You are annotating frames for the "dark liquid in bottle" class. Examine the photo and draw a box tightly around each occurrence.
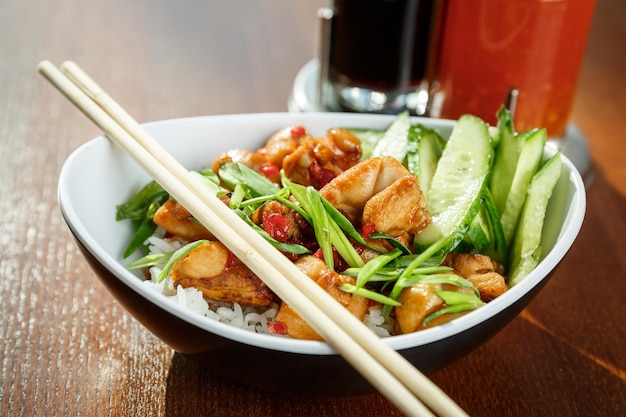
[329,0,435,91]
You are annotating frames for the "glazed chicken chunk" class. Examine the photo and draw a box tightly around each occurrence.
[273,255,368,341]
[153,198,214,241]
[443,253,508,301]
[170,241,279,306]
[321,156,430,237]
[282,127,362,188]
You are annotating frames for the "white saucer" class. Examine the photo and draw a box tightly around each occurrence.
[288,59,326,113]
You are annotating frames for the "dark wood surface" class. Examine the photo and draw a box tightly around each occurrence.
[1,1,624,416]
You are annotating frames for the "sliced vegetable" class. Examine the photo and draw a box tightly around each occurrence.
[467,217,490,253]
[339,283,403,306]
[413,126,444,198]
[489,107,520,214]
[508,152,562,285]
[480,188,507,264]
[306,187,335,270]
[126,252,171,270]
[116,180,168,221]
[423,290,485,326]
[414,115,493,253]
[190,169,226,196]
[116,180,169,257]
[283,177,364,269]
[397,274,479,297]
[355,248,403,288]
[405,125,421,175]
[368,232,412,255]
[218,162,280,197]
[382,236,451,318]
[371,110,411,162]
[499,128,546,246]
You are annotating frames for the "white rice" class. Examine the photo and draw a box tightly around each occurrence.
[141,234,393,337]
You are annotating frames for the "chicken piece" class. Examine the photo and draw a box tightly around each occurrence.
[394,283,444,334]
[274,255,368,340]
[212,148,268,176]
[321,156,430,238]
[443,253,508,301]
[153,198,214,241]
[320,156,411,222]
[250,200,317,261]
[257,125,310,167]
[252,200,310,244]
[394,283,474,334]
[170,241,278,306]
[282,127,362,188]
[362,174,430,236]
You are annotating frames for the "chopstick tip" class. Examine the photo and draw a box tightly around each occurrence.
[61,60,78,72]
[37,60,55,74]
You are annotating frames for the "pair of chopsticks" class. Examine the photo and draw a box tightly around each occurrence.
[38,60,468,417]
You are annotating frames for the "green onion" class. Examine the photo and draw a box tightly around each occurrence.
[283,176,363,269]
[422,290,485,326]
[356,248,402,288]
[121,200,162,258]
[397,274,479,297]
[339,284,402,307]
[307,187,334,270]
[190,170,226,196]
[126,252,171,270]
[229,183,247,209]
[116,180,168,221]
[321,197,382,253]
[274,193,311,223]
[368,232,412,255]
[382,236,451,318]
[218,162,280,197]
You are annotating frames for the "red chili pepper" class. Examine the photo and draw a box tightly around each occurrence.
[267,321,288,335]
[259,162,280,182]
[309,160,335,188]
[312,247,350,272]
[361,223,376,239]
[290,125,307,139]
[263,212,291,242]
[225,250,238,268]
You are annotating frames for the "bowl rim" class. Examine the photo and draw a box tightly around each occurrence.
[58,112,587,355]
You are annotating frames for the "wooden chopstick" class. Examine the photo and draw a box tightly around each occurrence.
[38,60,468,417]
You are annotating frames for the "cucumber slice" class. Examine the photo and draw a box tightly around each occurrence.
[481,188,507,264]
[415,115,493,253]
[405,125,421,175]
[508,152,562,286]
[489,107,520,215]
[500,128,546,246]
[460,188,507,263]
[467,216,490,252]
[405,126,443,198]
[417,128,443,199]
[371,111,411,162]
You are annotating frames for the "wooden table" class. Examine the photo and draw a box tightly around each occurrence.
[1,1,624,415]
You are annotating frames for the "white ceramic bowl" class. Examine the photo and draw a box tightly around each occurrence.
[58,112,586,395]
